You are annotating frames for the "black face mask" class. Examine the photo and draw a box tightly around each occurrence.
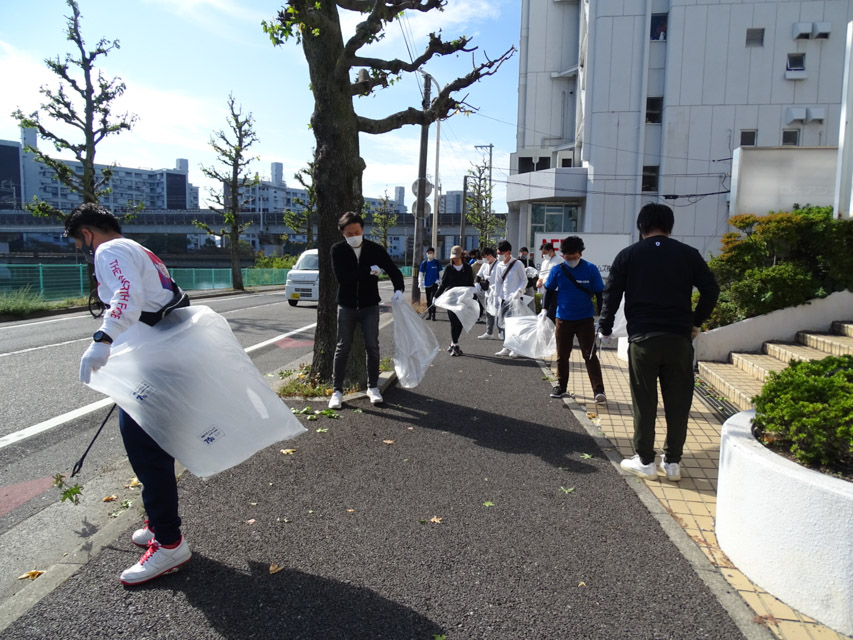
[81,233,95,264]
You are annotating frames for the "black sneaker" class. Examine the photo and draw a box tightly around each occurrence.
[451,345,463,357]
[446,344,454,353]
[550,386,565,398]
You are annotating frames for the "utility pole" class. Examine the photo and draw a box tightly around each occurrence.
[411,75,431,304]
[475,143,494,223]
[460,175,468,248]
[419,70,444,259]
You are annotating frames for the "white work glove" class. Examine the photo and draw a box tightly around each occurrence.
[370,265,381,276]
[598,332,614,348]
[391,290,404,303]
[538,309,548,320]
[511,289,523,301]
[419,285,425,292]
[79,342,111,384]
[474,282,482,294]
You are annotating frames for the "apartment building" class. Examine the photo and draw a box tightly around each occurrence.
[507,0,853,257]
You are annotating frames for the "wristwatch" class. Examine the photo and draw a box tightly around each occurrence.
[92,331,113,344]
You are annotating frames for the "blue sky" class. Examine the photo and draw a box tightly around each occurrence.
[0,0,520,211]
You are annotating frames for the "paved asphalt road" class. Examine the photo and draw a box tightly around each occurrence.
[0,310,745,640]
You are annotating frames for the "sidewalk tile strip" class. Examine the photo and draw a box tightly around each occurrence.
[549,348,853,640]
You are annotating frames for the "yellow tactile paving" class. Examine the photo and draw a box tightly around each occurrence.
[542,348,853,640]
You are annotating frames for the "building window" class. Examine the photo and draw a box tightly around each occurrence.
[746,28,765,47]
[782,129,800,146]
[560,158,573,168]
[530,203,578,241]
[740,130,757,146]
[518,157,534,174]
[646,97,663,124]
[787,53,805,71]
[651,14,668,40]
[642,166,659,192]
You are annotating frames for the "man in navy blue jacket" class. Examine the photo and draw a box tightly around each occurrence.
[329,211,405,409]
[598,203,719,483]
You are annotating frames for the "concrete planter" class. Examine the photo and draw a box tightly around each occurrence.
[716,411,853,636]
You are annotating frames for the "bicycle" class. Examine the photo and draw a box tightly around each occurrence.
[88,286,106,318]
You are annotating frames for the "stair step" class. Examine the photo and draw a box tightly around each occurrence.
[763,342,831,364]
[697,362,764,412]
[730,353,788,382]
[796,331,853,357]
[831,320,853,338]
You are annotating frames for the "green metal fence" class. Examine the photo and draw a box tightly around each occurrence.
[0,264,291,301]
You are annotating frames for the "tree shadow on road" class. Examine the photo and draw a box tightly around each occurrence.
[151,555,445,640]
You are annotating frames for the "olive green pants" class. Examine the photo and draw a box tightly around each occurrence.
[628,334,694,465]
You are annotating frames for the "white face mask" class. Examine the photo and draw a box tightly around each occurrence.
[345,235,363,248]
[427,253,434,259]
[566,258,581,268]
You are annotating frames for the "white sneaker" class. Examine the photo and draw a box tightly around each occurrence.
[131,520,155,547]
[659,456,681,482]
[495,347,511,356]
[328,391,343,410]
[477,332,493,340]
[620,455,657,480]
[367,387,383,405]
[594,393,607,404]
[120,537,191,586]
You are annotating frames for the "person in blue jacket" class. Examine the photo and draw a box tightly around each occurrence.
[542,235,606,403]
[418,246,441,320]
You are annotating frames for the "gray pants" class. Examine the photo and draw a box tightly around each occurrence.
[333,304,380,392]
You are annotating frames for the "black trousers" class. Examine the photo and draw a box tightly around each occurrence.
[425,284,438,318]
[447,311,463,343]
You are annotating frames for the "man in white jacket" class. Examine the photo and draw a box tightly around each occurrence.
[493,240,528,357]
[66,203,192,586]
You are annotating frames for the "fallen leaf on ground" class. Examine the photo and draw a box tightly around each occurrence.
[280,449,296,455]
[17,570,44,581]
[102,495,118,502]
[586,411,597,419]
[383,440,394,445]
[246,519,256,525]
[124,478,141,489]
[346,509,355,513]
[578,582,586,587]
[430,516,443,524]
[482,501,495,507]
[269,564,283,575]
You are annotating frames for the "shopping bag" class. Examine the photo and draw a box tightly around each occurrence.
[434,286,480,332]
[391,297,440,388]
[504,313,557,359]
[86,306,306,478]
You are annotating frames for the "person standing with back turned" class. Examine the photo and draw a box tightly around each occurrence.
[598,203,719,482]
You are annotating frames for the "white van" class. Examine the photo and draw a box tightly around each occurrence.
[284,249,319,306]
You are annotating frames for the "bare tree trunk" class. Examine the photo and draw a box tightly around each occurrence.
[230,227,244,290]
[302,5,365,383]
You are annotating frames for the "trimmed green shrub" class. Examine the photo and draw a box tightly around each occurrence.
[752,355,853,470]
[728,263,818,318]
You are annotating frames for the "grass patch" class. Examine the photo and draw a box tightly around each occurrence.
[0,287,87,317]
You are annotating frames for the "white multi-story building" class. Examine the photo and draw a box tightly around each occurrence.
[0,128,199,212]
[507,0,853,257]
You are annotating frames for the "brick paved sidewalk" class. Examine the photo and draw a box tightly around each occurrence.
[550,347,852,640]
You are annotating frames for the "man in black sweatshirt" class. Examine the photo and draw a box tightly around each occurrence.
[328,211,405,409]
[598,203,719,483]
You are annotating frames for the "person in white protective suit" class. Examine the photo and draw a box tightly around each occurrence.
[66,203,192,586]
[475,247,500,340]
[493,240,529,358]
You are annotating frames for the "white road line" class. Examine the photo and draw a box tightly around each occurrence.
[0,322,318,449]
[0,398,114,450]
[0,314,90,330]
[0,337,90,358]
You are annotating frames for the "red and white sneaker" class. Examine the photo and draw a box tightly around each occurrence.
[131,520,155,547]
[120,537,191,586]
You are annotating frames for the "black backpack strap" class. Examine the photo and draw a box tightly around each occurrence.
[560,261,594,297]
[139,280,190,327]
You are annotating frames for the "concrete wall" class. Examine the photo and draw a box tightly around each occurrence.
[695,289,853,363]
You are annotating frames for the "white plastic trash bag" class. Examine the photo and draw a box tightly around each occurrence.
[86,306,306,478]
[391,296,440,388]
[504,314,557,359]
[611,294,628,338]
[434,286,480,332]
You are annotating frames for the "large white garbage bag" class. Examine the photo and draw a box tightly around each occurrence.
[434,286,480,332]
[611,294,628,338]
[504,313,557,359]
[391,297,440,388]
[86,306,306,478]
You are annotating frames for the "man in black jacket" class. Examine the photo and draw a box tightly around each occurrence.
[329,211,405,409]
[598,203,719,483]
